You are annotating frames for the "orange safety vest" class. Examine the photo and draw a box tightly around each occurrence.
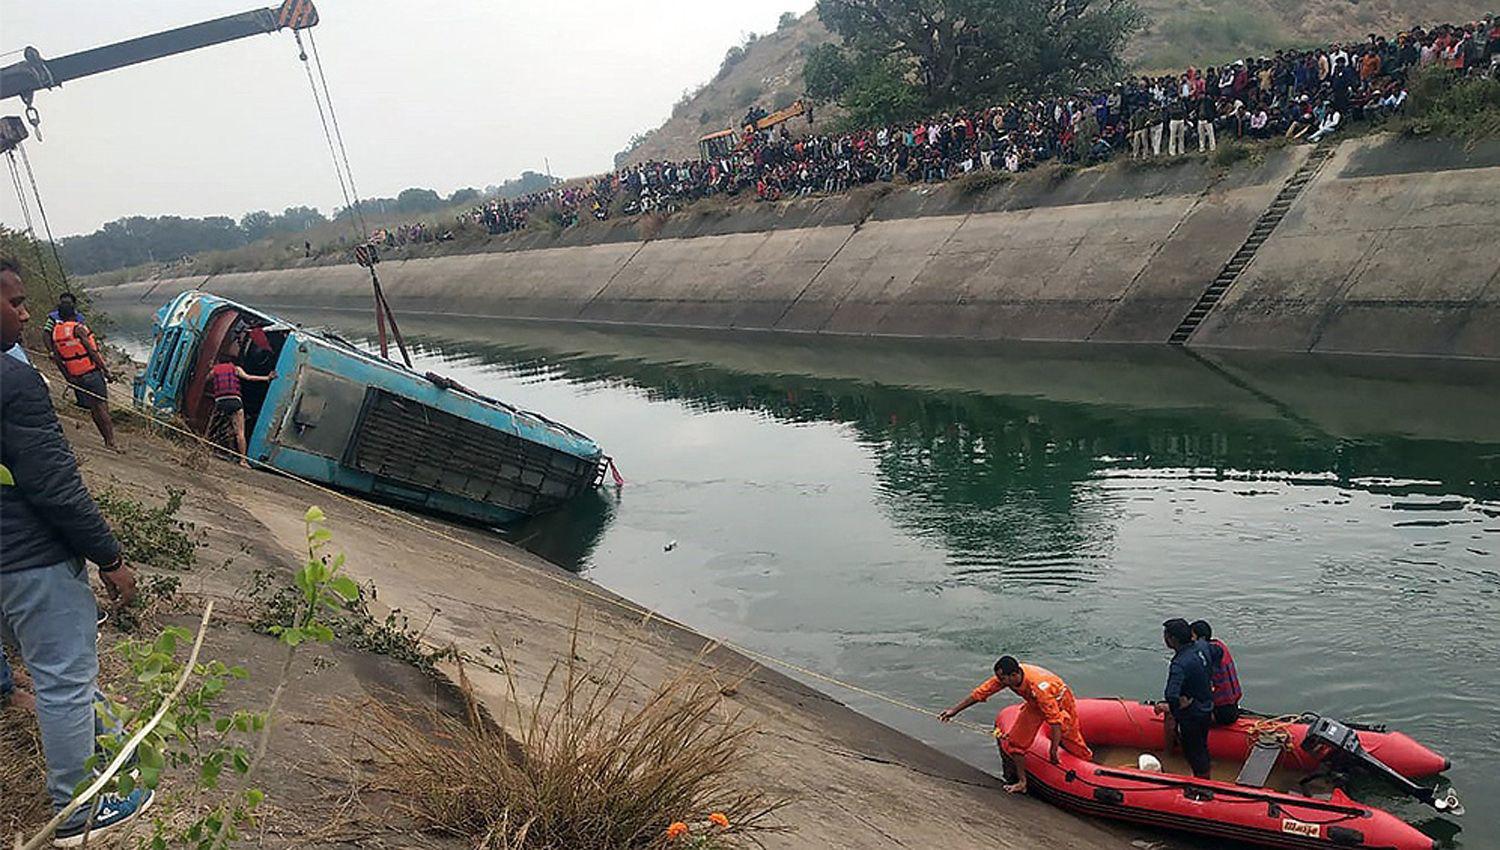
[52,320,98,378]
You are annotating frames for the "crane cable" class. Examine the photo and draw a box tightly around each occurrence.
[16,142,69,289]
[306,28,367,237]
[291,28,410,366]
[292,29,359,238]
[4,146,54,287]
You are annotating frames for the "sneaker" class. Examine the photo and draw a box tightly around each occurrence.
[52,787,154,848]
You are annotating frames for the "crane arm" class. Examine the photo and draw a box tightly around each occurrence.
[1,0,318,102]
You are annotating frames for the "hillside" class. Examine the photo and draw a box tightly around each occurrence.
[621,0,1494,165]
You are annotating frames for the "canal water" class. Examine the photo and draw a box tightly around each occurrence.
[113,312,1498,848]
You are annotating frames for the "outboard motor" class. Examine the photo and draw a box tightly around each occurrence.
[1302,716,1464,815]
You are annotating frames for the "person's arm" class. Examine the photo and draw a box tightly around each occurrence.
[233,366,277,383]
[940,676,1002,722]
[2,366,133,601]
[79,325,111,380]
[1159,657,1185,713]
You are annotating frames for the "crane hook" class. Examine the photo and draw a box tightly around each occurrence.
[21,95,41,143]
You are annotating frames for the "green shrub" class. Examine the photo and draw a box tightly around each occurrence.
[1212,141,1253,168]
[734,85,762,110]
[96,487,204,572]
[1401,67,1500,141]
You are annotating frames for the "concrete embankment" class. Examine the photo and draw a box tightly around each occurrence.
[92,134,1500,360]
[37,357,1128,850]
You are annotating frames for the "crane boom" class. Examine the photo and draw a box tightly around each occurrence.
[1,0,317,102]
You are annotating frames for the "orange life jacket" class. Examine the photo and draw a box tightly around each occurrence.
[52,320,98,378]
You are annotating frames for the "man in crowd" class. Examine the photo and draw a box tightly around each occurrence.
[2,256,151,845]
[1192,619,1242,725]
[939,655,1092,794]
[45,292,117,451]
[1157,618,1215,779]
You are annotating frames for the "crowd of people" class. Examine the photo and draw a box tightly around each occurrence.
[352,18,1500,252]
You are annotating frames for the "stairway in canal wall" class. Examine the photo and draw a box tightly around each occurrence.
[1168,144,1337,346]
[90,134,1500,361]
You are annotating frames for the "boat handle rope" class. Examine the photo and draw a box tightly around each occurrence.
[46,373,1005,736]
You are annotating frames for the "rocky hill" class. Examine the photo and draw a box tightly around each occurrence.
[620,0,1493,165]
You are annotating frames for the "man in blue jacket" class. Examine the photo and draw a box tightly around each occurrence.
[2,257,152,846]
[1156,617,1215,778]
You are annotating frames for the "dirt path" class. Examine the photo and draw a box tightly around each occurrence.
[39,362,1132,850]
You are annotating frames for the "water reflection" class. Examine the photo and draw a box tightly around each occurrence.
[102,306,1500,848]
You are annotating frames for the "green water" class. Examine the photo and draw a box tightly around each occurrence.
[116,313,1499,848]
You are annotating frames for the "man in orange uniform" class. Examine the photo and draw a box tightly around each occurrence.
[939,655,1092,794]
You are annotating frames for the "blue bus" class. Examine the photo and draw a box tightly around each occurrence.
[135,291,608,525]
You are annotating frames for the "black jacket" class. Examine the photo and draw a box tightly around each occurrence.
[1,354,122,572]
[1164,639,1215,719]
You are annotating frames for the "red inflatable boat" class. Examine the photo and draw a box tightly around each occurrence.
[998,699,1455,850]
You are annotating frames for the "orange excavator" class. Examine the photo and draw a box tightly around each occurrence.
[697,99,807,161]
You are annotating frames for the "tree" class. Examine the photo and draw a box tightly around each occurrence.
[815,0,1143,108]
[804,43,855,102]
[804,44,923,126]
[270,206,327,232]
[779,11,799,30]
[394,187,443,213]
[448,187,481,205]
[496,171,559,199]
[240,210,274,241]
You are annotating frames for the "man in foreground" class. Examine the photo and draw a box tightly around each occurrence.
[45,292,117,451]
[1157,618,1215,779]
[2,257,151,846]
[1192,619,1242,725]
[939,655,1093,794]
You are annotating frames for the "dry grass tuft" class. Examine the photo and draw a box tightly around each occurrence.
[0,702,50,836]
[637,212,670,241]
[364,635,787,850]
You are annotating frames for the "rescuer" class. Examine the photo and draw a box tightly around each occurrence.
[939,655,1093,794]
[47,294,117,451]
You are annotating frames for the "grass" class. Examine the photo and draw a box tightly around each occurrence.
[1397,67,1500,144]
[0,698,49,836]
[953,169,1012,197]
[363,635,787,850]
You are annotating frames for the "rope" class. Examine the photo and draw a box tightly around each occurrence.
[17,141,68,289]
[305,29,367,236]
[1245,715,1298,750]
[55,367,1001,740]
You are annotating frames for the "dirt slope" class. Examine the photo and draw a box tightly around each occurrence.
[622,0,1494,164]
[15,353,1136,850]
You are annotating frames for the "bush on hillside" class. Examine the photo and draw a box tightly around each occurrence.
[1402,66,1500,142]
[735,85,763,109]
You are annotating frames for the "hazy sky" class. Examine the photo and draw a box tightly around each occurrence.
[0,0,815,236]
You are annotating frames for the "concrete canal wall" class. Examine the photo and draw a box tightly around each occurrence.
[91,134,1500,360]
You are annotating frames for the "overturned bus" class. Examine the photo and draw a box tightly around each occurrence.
[134,291,608,525]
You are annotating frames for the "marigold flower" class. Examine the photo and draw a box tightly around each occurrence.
[709,812,731,829]
[665,821,689,840]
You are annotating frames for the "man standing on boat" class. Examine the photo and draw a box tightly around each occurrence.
[1158,618,1215,779]
[1192,619,1242,725]
[939,655,1093,794]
